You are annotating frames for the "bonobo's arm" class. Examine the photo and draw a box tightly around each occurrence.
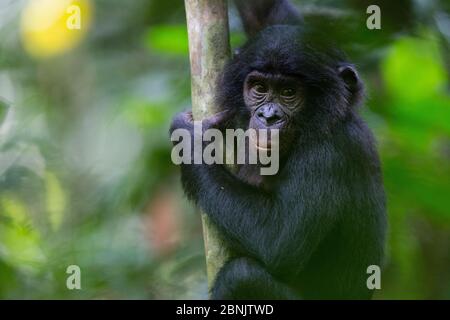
[171,111,348,272]
[181,147,346,273]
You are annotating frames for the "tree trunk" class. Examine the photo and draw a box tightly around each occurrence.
[184,0,231,294]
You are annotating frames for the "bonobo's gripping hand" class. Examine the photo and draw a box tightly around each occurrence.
[169,109,232,166]
[169,109,231,140]
[169,109,232,200]
[169,110,194,138]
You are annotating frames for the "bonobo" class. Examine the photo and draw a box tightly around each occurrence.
[170,0,386,299]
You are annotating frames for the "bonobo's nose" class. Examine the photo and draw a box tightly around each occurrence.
[257,104,283,126]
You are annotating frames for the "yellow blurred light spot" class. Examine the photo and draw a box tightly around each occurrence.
[20,0,92,59]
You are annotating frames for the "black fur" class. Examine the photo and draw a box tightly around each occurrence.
[173,0,386,299]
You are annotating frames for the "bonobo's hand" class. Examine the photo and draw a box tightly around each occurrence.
[201,110,232,131]
[169,109,194,137]
[169,109,233,160]
[170,109,232,135]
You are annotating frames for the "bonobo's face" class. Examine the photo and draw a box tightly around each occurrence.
[244,70,303,149]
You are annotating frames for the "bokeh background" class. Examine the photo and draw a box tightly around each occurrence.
[0,0,449,299]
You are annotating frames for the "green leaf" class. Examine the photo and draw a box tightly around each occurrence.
[0,196,45,271]
[1,195,28,225]
[45,171,66,231]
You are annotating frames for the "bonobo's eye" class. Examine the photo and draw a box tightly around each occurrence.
[281,87,296,98]
[252,82,268,94]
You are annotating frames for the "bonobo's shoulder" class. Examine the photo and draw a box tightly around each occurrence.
[337,113,382,169]
[342,113,377,151]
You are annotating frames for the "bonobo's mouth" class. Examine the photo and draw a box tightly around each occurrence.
[249,128,280,151]
[254,117,286,130]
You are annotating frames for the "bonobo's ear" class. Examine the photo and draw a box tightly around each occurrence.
[234,0,302,37]
[338,64,359,88]
[338,64,364,106]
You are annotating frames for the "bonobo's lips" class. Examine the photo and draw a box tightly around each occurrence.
[248,117,284,150]
[254,117,286,130]
[249,128,280,150]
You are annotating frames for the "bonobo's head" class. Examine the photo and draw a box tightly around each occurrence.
[218,1,364,154]
[218,25,363,152]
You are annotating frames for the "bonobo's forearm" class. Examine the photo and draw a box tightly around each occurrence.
[181,162,282,263]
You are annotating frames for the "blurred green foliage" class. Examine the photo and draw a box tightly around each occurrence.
[145,24,189,56]
[0,0,449,299]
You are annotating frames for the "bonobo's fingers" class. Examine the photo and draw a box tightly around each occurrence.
[169,110,194,135]
[203,110,233,129]
[185,110,194,123]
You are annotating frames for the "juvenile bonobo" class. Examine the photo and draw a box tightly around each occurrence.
[170,0,386,299]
